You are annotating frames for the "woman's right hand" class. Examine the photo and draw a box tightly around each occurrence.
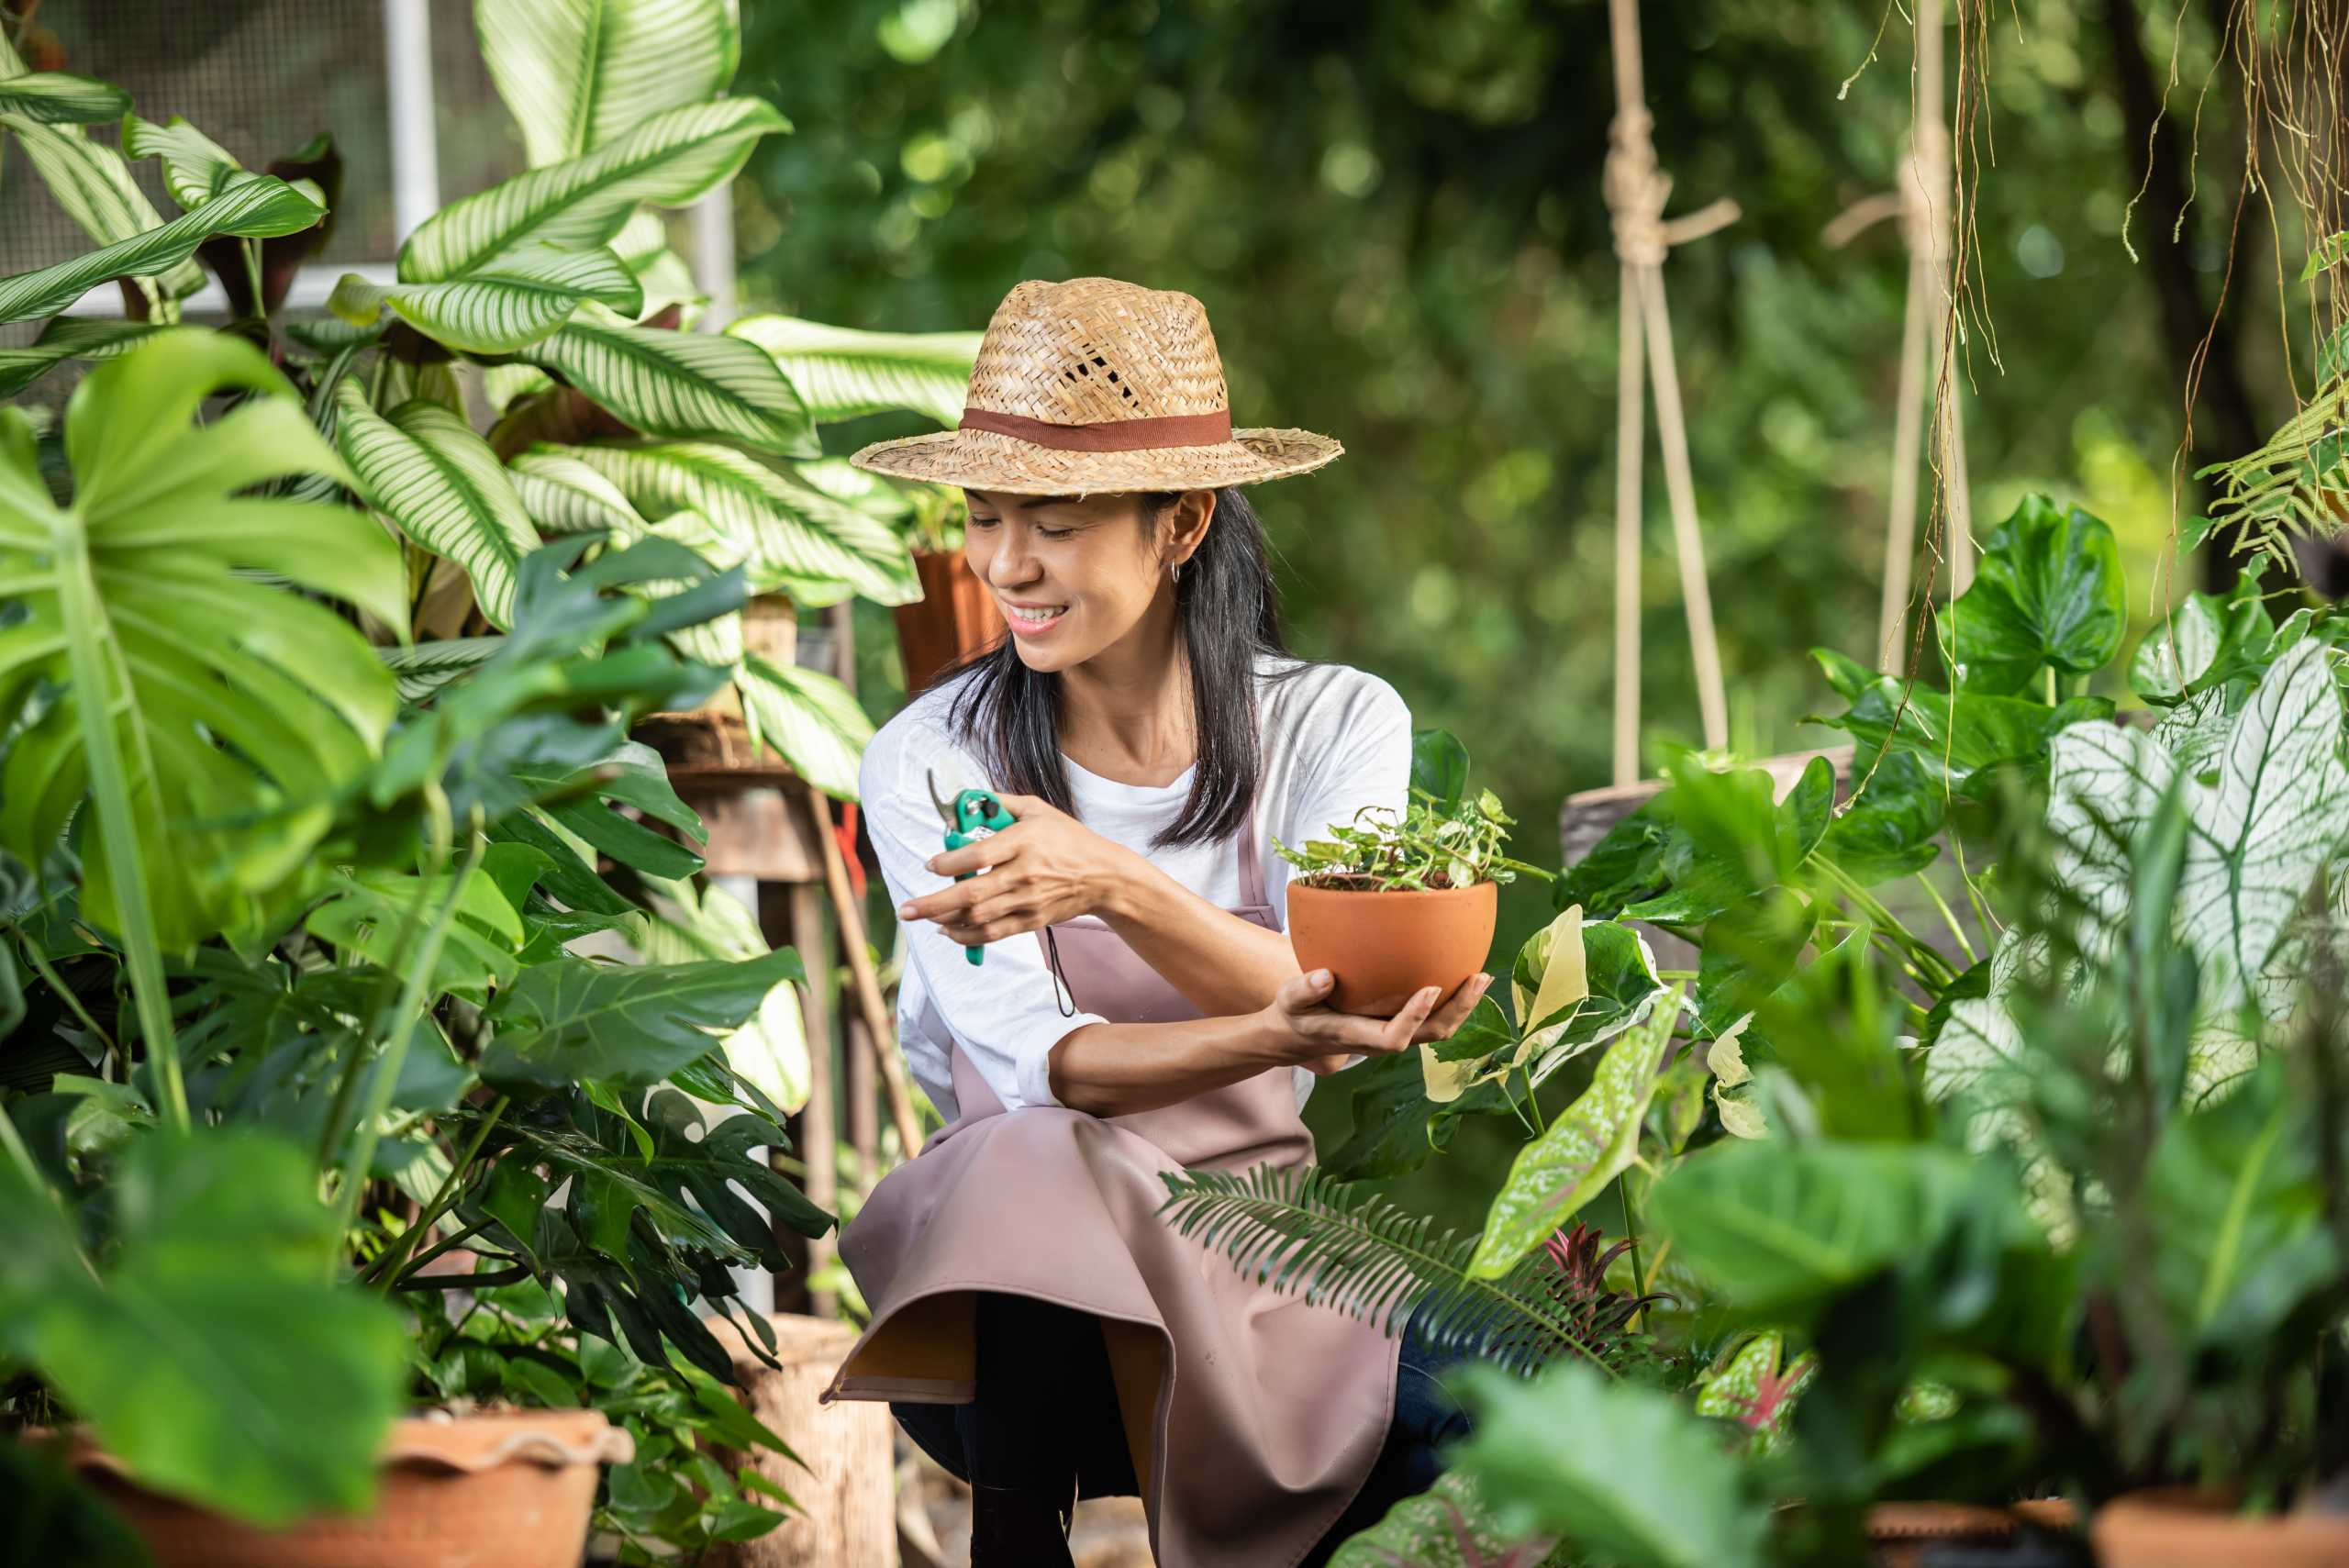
[1262,969,1495,1072]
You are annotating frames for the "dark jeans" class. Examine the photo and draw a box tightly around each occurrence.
[889,1291,1475,1565]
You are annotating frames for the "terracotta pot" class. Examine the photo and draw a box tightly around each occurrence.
[1286,880,1497,1014]
[2093,1487,2349,1568]
[62,1409,632,1568]
[1865,1499,2076,1566]
[892,549,1005,697]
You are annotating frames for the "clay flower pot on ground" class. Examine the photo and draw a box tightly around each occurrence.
[56,1410,632,1568]
[1276,743,1545,1014]
[2092,1488,2349,1568]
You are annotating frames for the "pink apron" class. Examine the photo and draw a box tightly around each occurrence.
[820,806,1402,1568]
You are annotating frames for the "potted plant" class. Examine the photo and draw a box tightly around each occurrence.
[885,482,1008,697]
[1277,732,1553,1014]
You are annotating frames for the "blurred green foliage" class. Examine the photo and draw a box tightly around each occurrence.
[735,0,2296,1208]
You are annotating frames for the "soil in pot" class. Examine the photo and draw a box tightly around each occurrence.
[1286,879,1497,1014]
[2092,1486,2349,1568]
[62,1408,632,1568]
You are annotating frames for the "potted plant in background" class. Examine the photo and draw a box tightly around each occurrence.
[879,482,1008,697]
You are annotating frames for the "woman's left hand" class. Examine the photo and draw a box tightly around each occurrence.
[896,793,1135,949]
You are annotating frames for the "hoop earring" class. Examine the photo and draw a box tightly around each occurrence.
[1171,560,1185,587]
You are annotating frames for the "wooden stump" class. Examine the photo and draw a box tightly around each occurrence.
[706,1313,896,1568]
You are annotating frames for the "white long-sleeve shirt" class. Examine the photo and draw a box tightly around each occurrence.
[862,655,1414,1124]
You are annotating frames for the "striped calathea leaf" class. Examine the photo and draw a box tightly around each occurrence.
[736,653,873,802]
[540,441,918,606]
[0,70,126,124]
[334,382,540,631]
[520,317,818,456]
[0,176,323,327]
[394,97,786,286]
[325,245,641,353]
[726,315,983,427]
[476,0,742,167]
[507,448,647,536]
[0,30,202,307]
[0,318,162,399]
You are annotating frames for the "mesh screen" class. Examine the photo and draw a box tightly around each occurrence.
[1,0,525,274]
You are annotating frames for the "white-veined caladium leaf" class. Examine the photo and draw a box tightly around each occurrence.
[2177,637,2349,1016]
[327,245,640,354]
[520,318,818,455]
[508,447,648,536]
[478,0,741,167]
[2045,720,2176,960]
[0,31,202,305]
[0,176,323,326]
[0,71,127,124]
[737,652,873,800]
[396,97,786,284]
[2131,594,2224,704]
[0,317,162,399]
[333,383,540,630]
[725,315,985,426]
[549,440,918,606]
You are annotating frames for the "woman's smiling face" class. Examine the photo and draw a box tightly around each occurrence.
[963,488,1208,673]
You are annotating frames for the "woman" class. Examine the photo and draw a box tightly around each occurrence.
[819,277,1490,1567]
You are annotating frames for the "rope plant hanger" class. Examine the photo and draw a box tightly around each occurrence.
[1827,0,1979,672]
[1604,0,1739,788]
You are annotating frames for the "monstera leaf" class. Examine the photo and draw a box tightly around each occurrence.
[726,315,984,426]
[1937,495,2126,695]
[0,1130,407,1525]
[396,98,786,284]
[480,947,804,1094]
[478,0,741,167]
[336,384,542,630]
[0,331,401,959]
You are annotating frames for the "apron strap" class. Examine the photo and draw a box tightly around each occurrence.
[1236,792,1266,909]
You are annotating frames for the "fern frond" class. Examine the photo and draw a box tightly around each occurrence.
[1157,1163,1622,1377]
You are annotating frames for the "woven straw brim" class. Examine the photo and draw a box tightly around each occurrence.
[849,425,1342,496]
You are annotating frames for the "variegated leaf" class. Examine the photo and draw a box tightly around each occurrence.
[0,72,128,125]
[396,98,786,284]
[508,448,646,535]
[727,314,982,425]
[737,652,872,799]
[0,177,322,326]
[333,384,540,629]
[522,318,817,454]
[477,0,740,166]
[328,245,640,354]
[378,638,504,704]
[0,318,161,399]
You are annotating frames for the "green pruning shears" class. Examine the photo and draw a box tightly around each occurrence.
[927,768,1018,966]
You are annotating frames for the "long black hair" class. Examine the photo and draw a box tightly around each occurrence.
[944,487,1300,850]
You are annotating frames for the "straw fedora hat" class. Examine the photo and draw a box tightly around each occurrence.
[848,276,1342,496]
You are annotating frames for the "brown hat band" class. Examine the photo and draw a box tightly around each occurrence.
[958,405,1233,452]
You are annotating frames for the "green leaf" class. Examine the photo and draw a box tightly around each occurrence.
[523,319,819,456]
[508,448,648,535]
[0,33,202,304]
[0,175,324,326]
[0,72,128,124]
[1468,1000,1675,1277]
[2130,593,2226,706]
[736,653,874,800]
[1453,1358,1765,1568]
[121,114,256,209]
[1328,1470,1556,1568]
[725,315,983,425]
[397,98,787,284]
[380,637,505,704]
[2301,228,2349,283]
[1817,749,1944,885]
[335,385,541,629]
[1693,888,1819,1038]
[1808,648,2113,796]
[1692,1331,1815,1453]
[327,245,640,353]
[480,947,806,1094]
[305,868,524,999]
[1411,727,1471,812]
[1321,1046,1508,1181]
[1647,1140,1988,1320]
[0,332,395,951]
[1936,495,2126,695]
[0,1130,407,1526]
[0,317,161,400]
[632,875,811,1114]
[477,0,741,167]
[518,739,707,878]
[548,441,918,606]
[1555,797,1675,919]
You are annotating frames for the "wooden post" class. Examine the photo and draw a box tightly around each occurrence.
[827,603,881,1186]
[775,881,836,1319]
[704,1314,896,1568]
[805,785,927,1158]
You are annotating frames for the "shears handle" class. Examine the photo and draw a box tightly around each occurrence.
[943,788,1017,965]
